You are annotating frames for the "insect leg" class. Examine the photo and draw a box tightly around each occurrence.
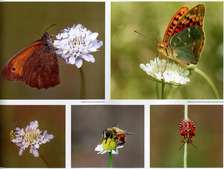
[179,142,186,150]
[190,143,198,149]
[163,55,168,72]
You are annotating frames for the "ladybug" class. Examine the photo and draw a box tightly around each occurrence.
[179,117,197,149]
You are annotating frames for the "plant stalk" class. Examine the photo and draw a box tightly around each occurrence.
[161,82,165,99]
[79,67,86,99]
[194,68,220,99]
[39,151,51,167]
[183,105,188,168]
[109,151,113,168]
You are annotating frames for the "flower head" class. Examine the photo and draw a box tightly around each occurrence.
[140,58,190,85]
[53,24,103,68]
[95,138,123,155]
[11,120,54,157]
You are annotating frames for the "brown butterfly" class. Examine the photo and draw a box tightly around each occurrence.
[2,30,60,89]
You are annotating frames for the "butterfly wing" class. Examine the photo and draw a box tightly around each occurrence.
[169,4,205,39]
[22,41,60,89]
[169,25,205,64]
[2,41,40,82]
[163,6,189,42]
[168,4,205,64]
[2,33,60,89]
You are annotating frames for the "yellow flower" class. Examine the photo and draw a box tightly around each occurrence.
[102,138,116,150]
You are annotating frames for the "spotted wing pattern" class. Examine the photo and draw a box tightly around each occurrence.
[169,4,205,40]
[163,6,189,42]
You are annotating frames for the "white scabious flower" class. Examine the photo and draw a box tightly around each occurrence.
[11,120,54,157]
[140,58,190,85]
[53,24,103,68]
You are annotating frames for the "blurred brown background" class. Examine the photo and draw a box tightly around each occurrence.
[150,105,223,167]
[71,105,144,168]
[0,2,105,99]
[0,105,65,167]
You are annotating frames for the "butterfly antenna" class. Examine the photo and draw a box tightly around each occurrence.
[44,24,56,33]
[179,142,186,150]
[134,30,155,42]
[154,36,159,43]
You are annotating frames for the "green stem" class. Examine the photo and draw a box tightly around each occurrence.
[39,151,51,167]
[79,67,86,99]
[156,82,159,99]
[184,143,187,168]
[165,84,172,99]
[109,152,113,168]
[161,82,165,99]
[184,105,188,119]
[194,68,220,99]
[183,105,188,168]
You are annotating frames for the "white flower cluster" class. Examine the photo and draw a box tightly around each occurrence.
[140,58,190,85]
[53,24,103,68]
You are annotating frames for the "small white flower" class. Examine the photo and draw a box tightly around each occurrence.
[11,120,54,157]
[53,24,103,68]
[140,58,190,85]
[95,143,123,155]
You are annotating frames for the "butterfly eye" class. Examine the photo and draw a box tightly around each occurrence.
[44,40,54,51]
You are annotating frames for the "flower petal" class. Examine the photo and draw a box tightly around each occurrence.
[75,58,83,68]
[19,148,23,156]
[83,54,95,63]
[30,146,39,157]
[69,56,76,65]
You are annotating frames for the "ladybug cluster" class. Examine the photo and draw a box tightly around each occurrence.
[179,117,197,149]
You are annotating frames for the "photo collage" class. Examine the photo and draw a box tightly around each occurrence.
[0,1,223,168]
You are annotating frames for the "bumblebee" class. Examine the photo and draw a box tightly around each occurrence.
[10,129,17,143]
[10,122,18,143]
[101,127,134,146]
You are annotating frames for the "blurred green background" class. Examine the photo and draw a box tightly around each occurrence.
[111,2,223,99]
[0,105,65,167]
[71,105,144,168]
[150,105,223,167]
[0,2,105,99]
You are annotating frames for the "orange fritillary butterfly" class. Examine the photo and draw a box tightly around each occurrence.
[157,4,205,65]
